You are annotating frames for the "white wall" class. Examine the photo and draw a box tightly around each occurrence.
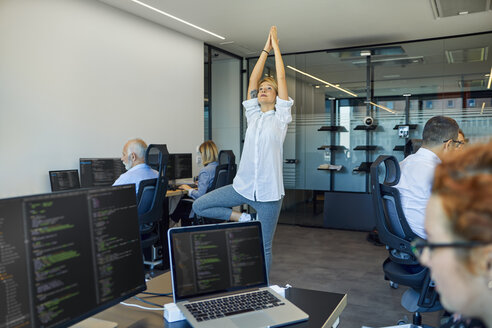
[211,58,241,160]
[0,0,204,198]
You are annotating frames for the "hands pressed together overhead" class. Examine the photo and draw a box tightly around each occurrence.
[264,26,279,54]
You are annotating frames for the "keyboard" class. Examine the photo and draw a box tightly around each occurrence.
[168,183,197,190]
[184,290,285,322]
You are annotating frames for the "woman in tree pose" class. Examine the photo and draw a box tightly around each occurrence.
[193,26,293,275]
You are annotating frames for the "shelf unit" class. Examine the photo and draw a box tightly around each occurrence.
[353,162,373,173]
[352,123,379,179]
[392,124,419,154]
[354,145,378,151]
[393,145,405,151]
[393,124,417,130]
[317,165,343,171]
[318,126,348,132]
[317,114,348,191]
[354,124,378,131]
[317,145,345,151]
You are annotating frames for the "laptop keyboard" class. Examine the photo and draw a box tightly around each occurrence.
[184,290,285,322]
[168,183,197,190]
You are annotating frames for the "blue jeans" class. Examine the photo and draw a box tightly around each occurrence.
[192,185,282,276]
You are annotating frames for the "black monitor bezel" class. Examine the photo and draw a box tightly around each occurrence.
[0,184,147,328]
[79,158,125,188]
[167,153,193,180]
[168,221,268,303]
[48,169,81,192]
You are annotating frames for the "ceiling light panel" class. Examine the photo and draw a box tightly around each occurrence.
[457,79,486,88]
[338,46,405,59]
[445,47,489,64]
[431,0,488,18]
[351,56,424,66]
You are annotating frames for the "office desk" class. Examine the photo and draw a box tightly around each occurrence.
[166,189,188,197]
[94,272,347,328]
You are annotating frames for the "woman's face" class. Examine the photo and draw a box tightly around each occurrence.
[258,82,276,106]
[420,196,484,317]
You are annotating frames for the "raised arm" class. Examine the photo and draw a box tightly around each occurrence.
[270,26,288,101]
[247,31,273,100]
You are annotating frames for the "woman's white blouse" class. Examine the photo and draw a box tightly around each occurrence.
[232,96,293,202]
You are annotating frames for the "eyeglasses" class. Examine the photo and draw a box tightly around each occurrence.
[410,238,487,259]
[442,139,465,148]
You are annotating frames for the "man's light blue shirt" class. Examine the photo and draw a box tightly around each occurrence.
[113,163,158,194]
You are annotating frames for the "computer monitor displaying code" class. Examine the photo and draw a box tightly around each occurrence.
[167,153,192,180]
[49,169,81,192]
[79,158,125,188]
[0,185,146,328]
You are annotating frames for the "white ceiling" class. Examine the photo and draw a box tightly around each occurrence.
[99,0,492,57]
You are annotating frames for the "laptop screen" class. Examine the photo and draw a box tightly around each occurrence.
[168,222,268,302]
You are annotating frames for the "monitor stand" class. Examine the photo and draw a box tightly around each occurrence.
[70,317,118,328]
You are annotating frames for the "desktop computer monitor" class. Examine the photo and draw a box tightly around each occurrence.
[49,169,81,192]
[0,185,146,328]
[79,158,125,188]
[166,153,192,181]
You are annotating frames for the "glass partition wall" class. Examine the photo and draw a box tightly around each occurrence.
[204,45,242,158]
[247,32,492,227]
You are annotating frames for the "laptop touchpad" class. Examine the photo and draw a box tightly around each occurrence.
[231,313,275,327]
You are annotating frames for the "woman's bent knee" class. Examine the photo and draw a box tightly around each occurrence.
[192,197,205,215]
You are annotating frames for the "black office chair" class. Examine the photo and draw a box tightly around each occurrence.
[370,155,441,325]
[404,138,423,158]
[208,150,237,192]
[136,144,169,270]
[192,150,237,225]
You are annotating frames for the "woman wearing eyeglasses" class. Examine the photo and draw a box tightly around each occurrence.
[412,141,492,328]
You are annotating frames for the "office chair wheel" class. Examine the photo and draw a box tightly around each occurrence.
[389,281,399,289]
[397,315,409,325]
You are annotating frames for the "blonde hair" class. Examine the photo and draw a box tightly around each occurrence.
[199,140,218,166]
[258,76,278,95]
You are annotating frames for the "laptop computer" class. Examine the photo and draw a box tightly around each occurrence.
[168,221,309,328]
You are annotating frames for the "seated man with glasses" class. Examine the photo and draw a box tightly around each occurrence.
[395,116,460,239]
[411,141,492,328]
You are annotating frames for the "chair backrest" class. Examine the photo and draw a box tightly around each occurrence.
[208,150,236,192]
[370,155,419,265]
[136,144,169,225]
[137,178,156,215]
